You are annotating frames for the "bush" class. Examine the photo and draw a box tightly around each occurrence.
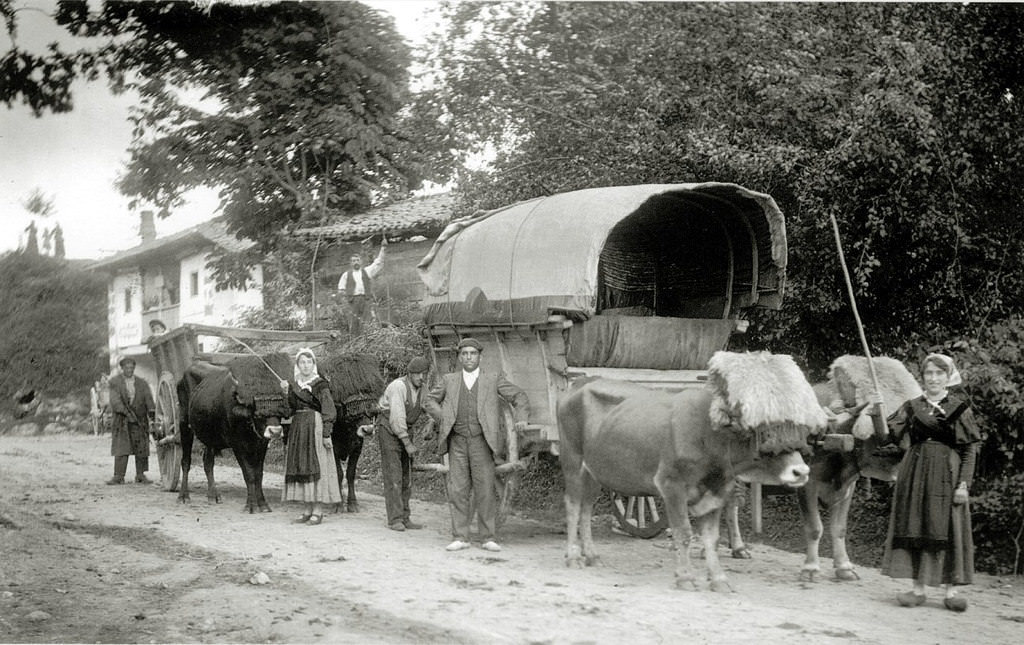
[336,322,431,382]
[971,473,1024,575]
[0,252,107,409]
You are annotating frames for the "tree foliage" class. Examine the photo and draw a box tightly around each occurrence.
[0,252,108,401]
[3,0,421,284]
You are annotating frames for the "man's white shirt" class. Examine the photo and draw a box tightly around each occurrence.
[462,368,480,390]
[337,247,385,295]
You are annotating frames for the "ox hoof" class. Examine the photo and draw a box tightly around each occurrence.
[674,576,699,591]
[566,557,586,570]
[347,502,359,513]
[799,569,820,583]
[208,495,222,504]
[835,568,859,581]
[177,495,190,505]
[709,579,734,593]
[731,546,752,559]
[584,555,602,567]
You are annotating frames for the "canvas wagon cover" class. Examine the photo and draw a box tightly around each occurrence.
[418,183,787,326]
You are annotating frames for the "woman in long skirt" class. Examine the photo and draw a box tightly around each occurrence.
[881,353,982,612]
[279,348,341,525]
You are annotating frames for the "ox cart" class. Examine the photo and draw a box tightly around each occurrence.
[417,183,788,536]
[146,323,338,492]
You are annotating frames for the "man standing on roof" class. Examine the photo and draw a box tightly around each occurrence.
[424,338,530,553]
[337,235,387,335]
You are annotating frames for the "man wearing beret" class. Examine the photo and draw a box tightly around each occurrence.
[424,337,530,552]
[106,357,155,484]
[377,356,431,531]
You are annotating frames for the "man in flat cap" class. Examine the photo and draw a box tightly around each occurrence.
[106,357,155,484]
[425,337,529,552]
[377,355,431,531]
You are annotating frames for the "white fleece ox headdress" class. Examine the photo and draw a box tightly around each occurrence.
[707,351,828,454]
[826,355,922,440]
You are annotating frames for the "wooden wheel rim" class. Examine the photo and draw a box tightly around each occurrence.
[611,493,667,539]
[154,372,182,492]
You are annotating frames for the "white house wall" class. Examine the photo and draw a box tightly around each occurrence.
[178,253,209,323]
[210,263,264,321]
[177,251,264,325]
[109,270,143,352]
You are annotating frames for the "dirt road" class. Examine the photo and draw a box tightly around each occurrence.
[1,435,1021,644]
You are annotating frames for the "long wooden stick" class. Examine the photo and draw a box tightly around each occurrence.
[220,332,287,383]
[829,213,886,423]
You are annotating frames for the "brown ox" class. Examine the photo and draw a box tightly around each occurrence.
[726,355,918,581]
[559,352,826,591]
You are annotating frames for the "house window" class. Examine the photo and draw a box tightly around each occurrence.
[190,271,199,297]
[124,288,132,313]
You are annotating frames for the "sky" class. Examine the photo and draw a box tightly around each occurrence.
[0,0,437,260]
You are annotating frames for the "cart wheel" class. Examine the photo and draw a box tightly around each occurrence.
[611,493,667,539]
[495,406,524,530]
[154,372,182,492]
[495,467,523,531]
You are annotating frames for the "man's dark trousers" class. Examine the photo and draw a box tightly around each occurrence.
[377,425,412,526]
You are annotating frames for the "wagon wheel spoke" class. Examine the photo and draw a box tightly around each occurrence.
[611,493,668,539]
[154,372,182,492]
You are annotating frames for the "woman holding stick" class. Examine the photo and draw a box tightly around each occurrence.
[279,348,341,525]
[878,353,981,612]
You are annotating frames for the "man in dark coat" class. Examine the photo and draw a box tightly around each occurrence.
[424,338,529,553]
[106,357,155,484]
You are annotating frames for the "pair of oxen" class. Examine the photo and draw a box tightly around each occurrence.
[559,351,920,591]
[174,352,385,515]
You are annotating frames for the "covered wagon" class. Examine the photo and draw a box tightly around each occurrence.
[417,183,788,534]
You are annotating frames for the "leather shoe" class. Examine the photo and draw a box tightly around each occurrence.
[897,591,926,607]
[445,539,471,552]
[306,514,322,525]
[403,521,423,530]
[388,522,406,532]
[293,514,312,524]
[481,540,502,552]
[944,596,968,612]
[105,478,124,485]
[135,475,151,484]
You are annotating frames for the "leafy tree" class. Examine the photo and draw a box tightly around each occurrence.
[4,1,421,286]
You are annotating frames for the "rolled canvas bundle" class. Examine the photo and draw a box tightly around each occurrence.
[707,351,828,454]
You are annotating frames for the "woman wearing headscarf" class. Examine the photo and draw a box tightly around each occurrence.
[279,348,341,525]
[880,353,982,611]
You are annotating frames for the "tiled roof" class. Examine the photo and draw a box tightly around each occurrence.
[89,218,254,272]
[293,192,455,241]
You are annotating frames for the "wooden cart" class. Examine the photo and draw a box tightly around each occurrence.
[146,323,338,491]
[417,183,788,536]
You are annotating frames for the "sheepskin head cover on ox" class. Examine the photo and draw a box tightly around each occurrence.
[827,355,922,440]
[707,351,828,454]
